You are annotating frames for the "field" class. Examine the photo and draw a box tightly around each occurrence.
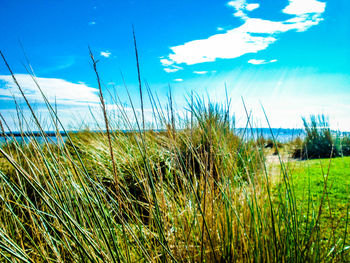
[285,157,350,249]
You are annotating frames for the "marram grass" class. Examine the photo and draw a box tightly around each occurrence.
[0,51,349,262]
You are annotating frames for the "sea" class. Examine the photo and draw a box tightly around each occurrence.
[0,128,305,146]
[236,128,305,142]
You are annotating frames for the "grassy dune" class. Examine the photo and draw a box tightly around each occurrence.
[0,51,349,262]
[0,110,349,262]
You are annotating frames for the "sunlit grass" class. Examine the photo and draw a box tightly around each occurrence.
[0,48,349,262]
[289,157,349,247]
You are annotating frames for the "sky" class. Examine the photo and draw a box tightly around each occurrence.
[0,0,349,131]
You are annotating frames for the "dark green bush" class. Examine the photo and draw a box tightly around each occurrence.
[293,115,340,159]
[340,136,350,156]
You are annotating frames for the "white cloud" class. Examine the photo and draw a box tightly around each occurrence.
[161,57,184,72]
[174,79,183,82]
[100,51,111,58]
[248,59,277,65]
[193,71,208,75]
[237,16,324,34]
[228,1,260,19]
[0,75,166,131]
[164,67,182,73]
[234,10,248,19]
[0,74,100,106]
[239,18,291,34]
[248,59,266,65]
[217,27,225,31]
[167,30,276,65]
[164,68,177,73]
[227,0,245,10]
[283,0,326,15]
[160,58,174,66]
[163,65,183,73]
[161,0,326,69]
[228,0,248,19]
[246,3,260,11]
[89,21,96,25]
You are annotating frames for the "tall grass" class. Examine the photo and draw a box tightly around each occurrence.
[292,115,350,159]
[0,50,348,262]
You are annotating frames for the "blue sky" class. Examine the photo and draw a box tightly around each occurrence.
[0,0,349,130]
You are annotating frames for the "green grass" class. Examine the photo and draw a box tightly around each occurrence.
[0,49,349,262]
[289,157,349,246]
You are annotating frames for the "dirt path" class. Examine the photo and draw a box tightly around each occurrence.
[265,150,297,184]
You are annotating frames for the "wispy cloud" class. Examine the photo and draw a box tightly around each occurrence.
[100,51,111,58]
[164,66,183,73]
[248,59,277,65]
[174,78,183,82]
[0,75,162,131]
[248,59,266,65]
[161,0,326,70]
[89,21,96,25]
[193,71,208,75]
[160,58,183,72]
[160,58,173,66]
[0,74,100,107]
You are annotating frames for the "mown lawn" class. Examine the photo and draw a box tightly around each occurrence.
[286,156,350,256]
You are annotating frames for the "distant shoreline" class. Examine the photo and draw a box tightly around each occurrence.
[1,128,348,140]
[0,128,303,136]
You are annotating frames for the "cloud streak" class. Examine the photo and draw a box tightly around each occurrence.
[161,0,326,71]
[193,71,208,75]
[248,59,277,65]
[0,74,100,107]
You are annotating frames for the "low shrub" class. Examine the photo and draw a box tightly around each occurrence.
[293,115,340,159]
[340,136,350,156]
